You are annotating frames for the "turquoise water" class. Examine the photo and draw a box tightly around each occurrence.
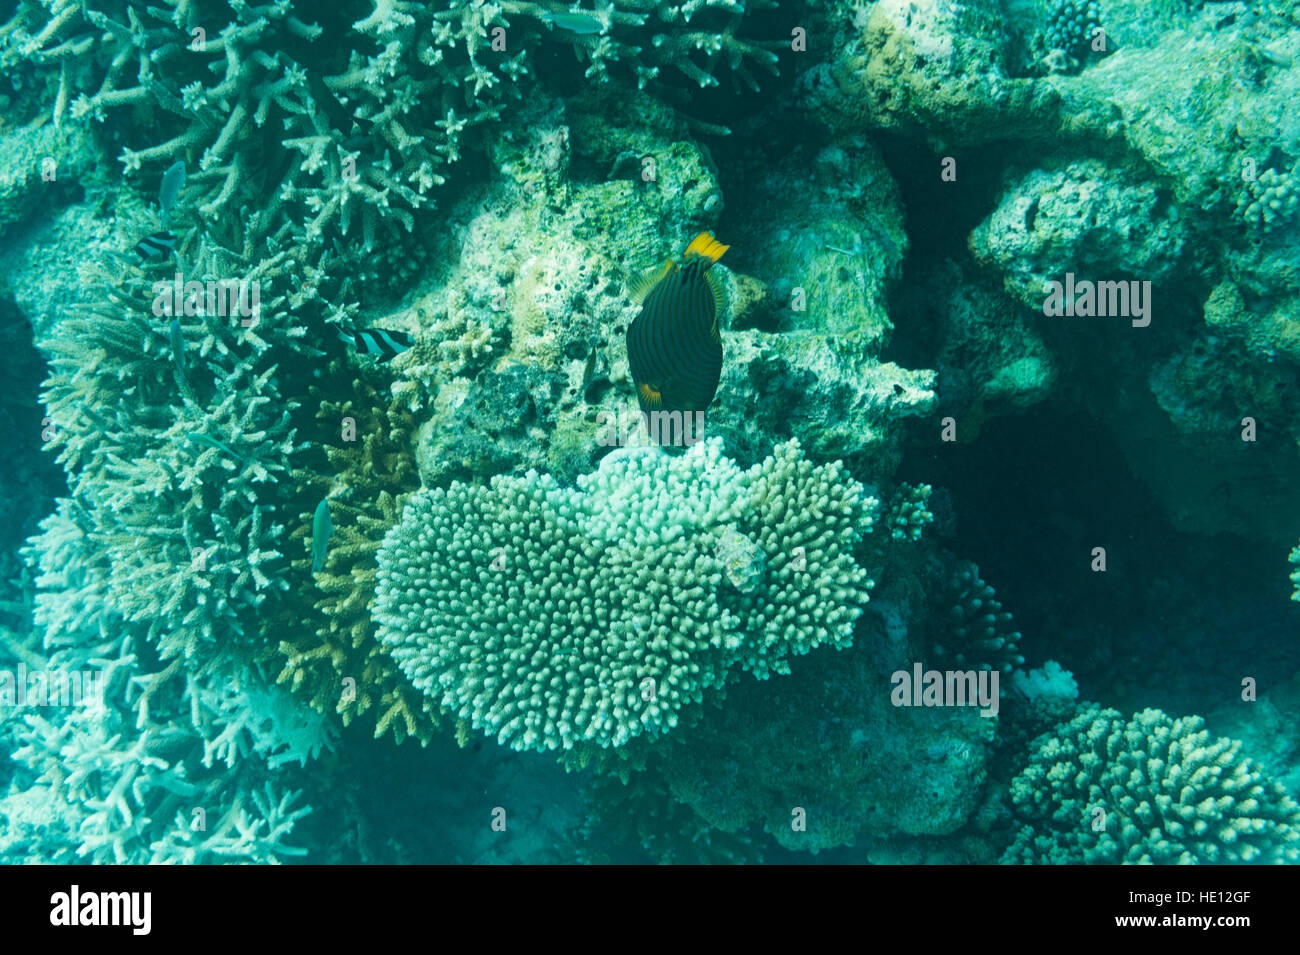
[1,0,1299,864]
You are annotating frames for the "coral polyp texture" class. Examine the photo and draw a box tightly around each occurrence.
[373,439,876,752]
[1041,0,1104,71]
[1005,706,1300,864]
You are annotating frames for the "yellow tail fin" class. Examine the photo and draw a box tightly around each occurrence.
[684,232,729,264]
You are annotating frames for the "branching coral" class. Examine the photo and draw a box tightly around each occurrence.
[374,438,876,753]
[1290,543,1300,602]
[1005,705,1300,864]
[502,0,786,93]
[2,503,328,864]
[275,359,442,745]
[37,244,307,672]
[933,559,1024,675]
[0,0,528,300]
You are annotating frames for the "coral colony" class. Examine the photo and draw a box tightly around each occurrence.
[0,0,1299,865]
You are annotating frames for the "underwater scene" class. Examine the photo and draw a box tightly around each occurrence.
[1,0,1299,867]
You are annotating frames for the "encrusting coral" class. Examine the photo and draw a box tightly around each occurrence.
[373,438,876,754]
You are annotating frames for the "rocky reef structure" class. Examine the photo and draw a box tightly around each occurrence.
[1,0,1297,867]
[654,622,996,854]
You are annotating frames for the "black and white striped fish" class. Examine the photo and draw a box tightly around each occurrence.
[133,230,177,262]
[337,326,413,362]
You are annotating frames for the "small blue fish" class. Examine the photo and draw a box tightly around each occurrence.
[134,230,177,262]
[311,497,333,575]
[169,316,186,380]
[159,160,186,229]
[337,326,413,362]
[543,11,604,34]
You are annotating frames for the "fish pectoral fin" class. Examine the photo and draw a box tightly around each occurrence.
[628,259,675,303]
[638,382,663,409]
[704,271,728,342]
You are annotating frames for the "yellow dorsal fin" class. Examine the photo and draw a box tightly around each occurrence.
[629,259,675,303]
[683,232,729,264]
[704,269,728,342]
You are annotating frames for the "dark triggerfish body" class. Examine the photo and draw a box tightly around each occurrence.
[626,232,729,422]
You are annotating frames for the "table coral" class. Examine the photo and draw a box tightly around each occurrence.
[373,438,876,753]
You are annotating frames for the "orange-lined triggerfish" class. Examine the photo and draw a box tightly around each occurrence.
[626,232,729,429]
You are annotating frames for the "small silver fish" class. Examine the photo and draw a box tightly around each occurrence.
[169,316,186,381]
[311,497,333,575]
[543,11,604,34]
[160,161,185,229]
[185,432,245,463]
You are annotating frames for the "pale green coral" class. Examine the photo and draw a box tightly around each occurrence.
[374,438,876,753]
[2,503,328,864]
[885,483,933,542]
[1005,705,1300,864]
[1236,165,1300,233]
[1291,543,1300,601]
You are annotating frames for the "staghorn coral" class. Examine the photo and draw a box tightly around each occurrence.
[502,0,786,94]
[0,0,509,245]
[37,241,308,673]
[276,359,443,745]
[1005,704,1300,864]
[1,500,328,864]
[2,667,321,864]
[374,438,876,754]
